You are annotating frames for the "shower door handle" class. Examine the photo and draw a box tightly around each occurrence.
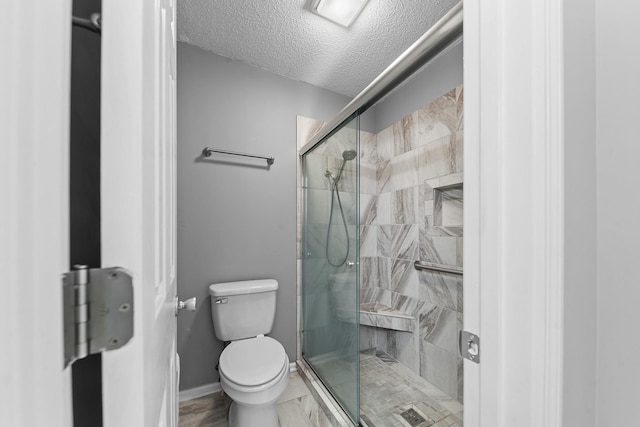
[346,261,355,268]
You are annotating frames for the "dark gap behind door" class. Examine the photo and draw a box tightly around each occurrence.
[70,0,103,425]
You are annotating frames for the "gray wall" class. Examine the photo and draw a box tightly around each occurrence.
[595,0,640,424]
[177,43,353,390]
[373,42,463,132]
[563,1,640,425]
[562,0,597,425]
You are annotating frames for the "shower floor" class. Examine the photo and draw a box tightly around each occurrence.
[359,350,462,427]
[312,350,463,427]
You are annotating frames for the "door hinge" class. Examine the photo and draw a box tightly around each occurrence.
[63,265,134,368]
[459,330,480,363]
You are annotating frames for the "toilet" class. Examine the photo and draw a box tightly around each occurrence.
[209,279,289,427]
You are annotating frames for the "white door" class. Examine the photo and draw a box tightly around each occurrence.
[1,1,73,425]
[100,0,178,426]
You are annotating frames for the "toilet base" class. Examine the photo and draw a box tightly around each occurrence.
[228,400,280,427]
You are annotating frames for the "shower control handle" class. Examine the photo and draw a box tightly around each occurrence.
[346,261,355,268]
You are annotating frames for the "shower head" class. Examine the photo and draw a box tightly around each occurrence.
[334,150,357,186]
[342,149,357,161]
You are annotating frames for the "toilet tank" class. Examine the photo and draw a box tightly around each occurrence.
[209,279,278,341]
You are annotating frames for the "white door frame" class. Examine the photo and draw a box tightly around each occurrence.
[2,0,568,425]
[465,0,564,426]
[1,0,73,425]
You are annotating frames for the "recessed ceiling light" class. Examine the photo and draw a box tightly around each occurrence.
[312,0,370,28]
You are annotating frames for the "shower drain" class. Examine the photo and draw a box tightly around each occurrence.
[399,408,432,426]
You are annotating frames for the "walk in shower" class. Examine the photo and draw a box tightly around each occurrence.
[299,2,464,426]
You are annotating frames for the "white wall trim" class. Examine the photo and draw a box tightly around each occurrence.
[462,0,481,424]
[179,382,222,403]
[530,1,565,425]
[469,0,565,425]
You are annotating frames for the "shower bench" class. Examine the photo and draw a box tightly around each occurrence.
[357,302,417,333]
[335,301,418,333]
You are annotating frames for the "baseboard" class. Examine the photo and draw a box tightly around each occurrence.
[178,362,298,403]
[178,382,222,403]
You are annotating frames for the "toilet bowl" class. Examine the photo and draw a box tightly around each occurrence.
[209,279,289,427]
[219,336,289,427]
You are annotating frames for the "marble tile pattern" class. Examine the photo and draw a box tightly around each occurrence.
[178,371,333,427]
[360,86,465,404]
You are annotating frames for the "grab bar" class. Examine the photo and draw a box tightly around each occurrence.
[414,261,463,276]
[202,147,274,165]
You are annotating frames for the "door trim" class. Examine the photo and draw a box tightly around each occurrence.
[466,0,565,425]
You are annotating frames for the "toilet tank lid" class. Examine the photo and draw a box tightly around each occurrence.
[209,279,278,297]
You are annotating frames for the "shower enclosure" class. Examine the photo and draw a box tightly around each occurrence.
[302,117,360,423]
[300,87,465,427]
[300,3,464,426]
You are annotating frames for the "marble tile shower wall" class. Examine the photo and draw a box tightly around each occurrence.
[359,85,464,403]
[296,84,463,404]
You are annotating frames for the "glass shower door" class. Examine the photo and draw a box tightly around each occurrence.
[302,117,360,423]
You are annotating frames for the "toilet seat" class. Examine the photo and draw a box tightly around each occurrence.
[219,336,288,387]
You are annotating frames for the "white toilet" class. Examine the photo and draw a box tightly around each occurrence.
[209,279,289,427]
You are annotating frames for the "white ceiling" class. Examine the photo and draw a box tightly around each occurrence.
[177,0,460,97]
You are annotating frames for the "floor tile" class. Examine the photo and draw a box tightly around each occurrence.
[277,372,311,403]
[179,371,324,427]
[359,350,463,427]
[180,353,463,427]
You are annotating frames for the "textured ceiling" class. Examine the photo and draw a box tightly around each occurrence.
[177,0,459,97]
